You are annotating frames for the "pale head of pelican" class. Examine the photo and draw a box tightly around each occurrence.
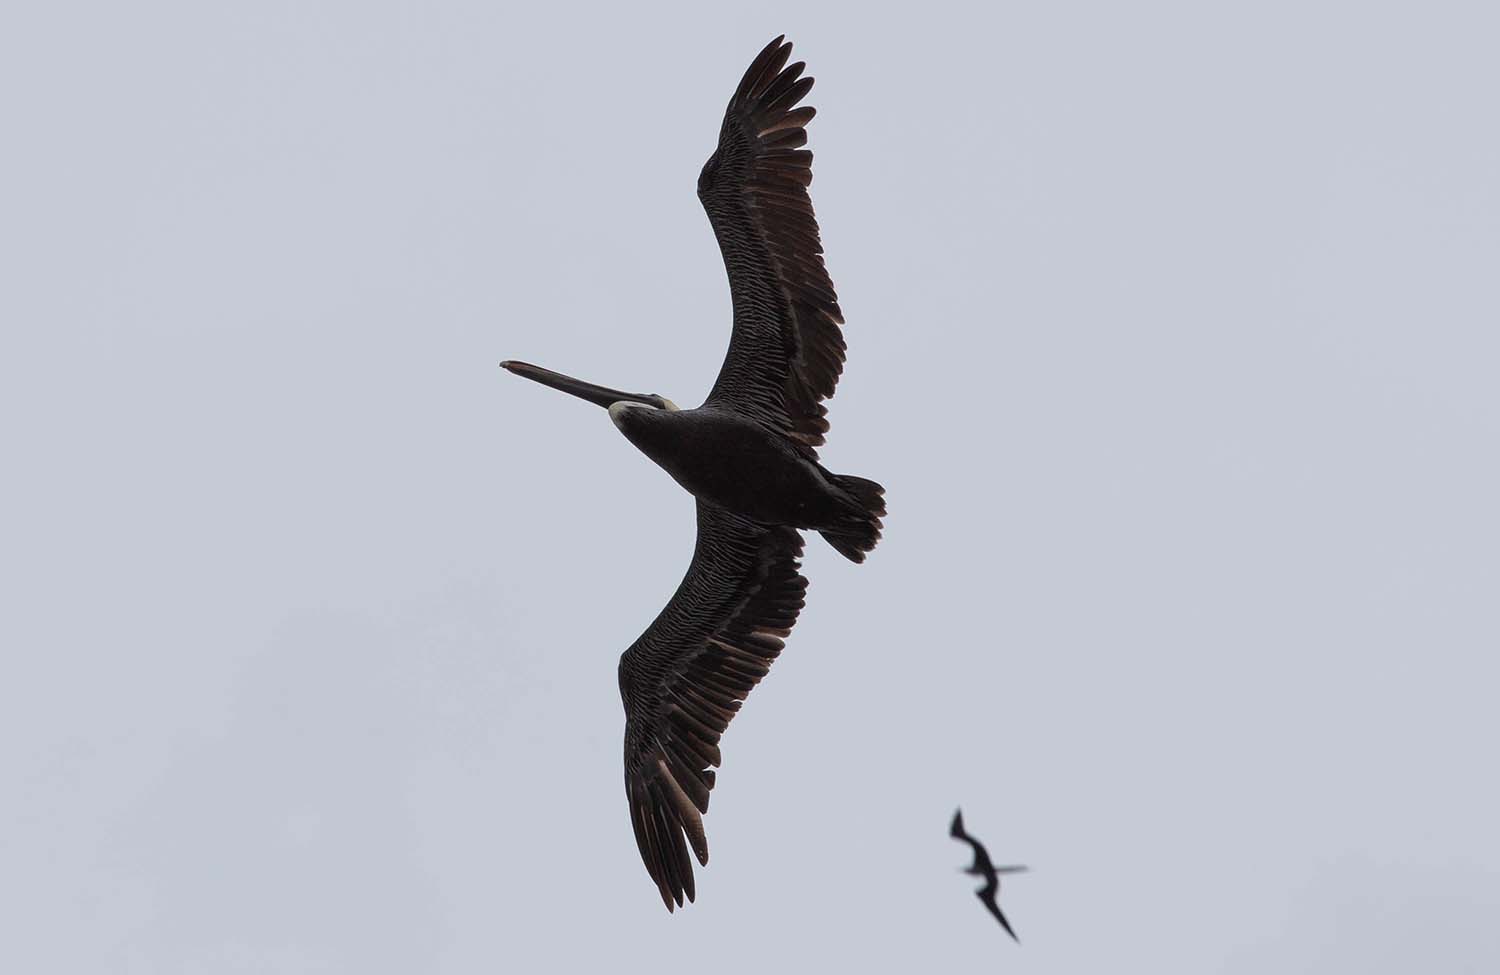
[608,400,666,430]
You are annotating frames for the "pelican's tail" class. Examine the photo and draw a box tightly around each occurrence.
[819,474,886,563]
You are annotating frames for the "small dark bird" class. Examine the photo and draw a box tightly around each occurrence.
[500,36,885,911]
[950,809,1028,941]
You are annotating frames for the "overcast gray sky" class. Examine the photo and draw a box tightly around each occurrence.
[4,2,1498,972]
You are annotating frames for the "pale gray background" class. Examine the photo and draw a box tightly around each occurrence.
[3,2,1497,972]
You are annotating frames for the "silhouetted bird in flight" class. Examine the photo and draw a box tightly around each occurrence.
[950,809,1028,941]
[499,36,884,911]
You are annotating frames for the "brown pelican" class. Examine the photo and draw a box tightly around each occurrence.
[499,37,884,910]
[950,809,1028,941]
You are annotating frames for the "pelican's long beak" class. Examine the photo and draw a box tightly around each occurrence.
[499,360,674,411]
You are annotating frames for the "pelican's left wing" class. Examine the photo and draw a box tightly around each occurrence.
[698,36,846,455]
[617,501,807,910]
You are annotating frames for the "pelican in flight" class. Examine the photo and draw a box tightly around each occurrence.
[950,809,1028,941]
[500,37,884,910]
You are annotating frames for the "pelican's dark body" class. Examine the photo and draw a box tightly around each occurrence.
[611,405,857,530]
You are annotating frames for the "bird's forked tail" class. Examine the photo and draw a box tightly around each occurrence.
[819,474,886,563]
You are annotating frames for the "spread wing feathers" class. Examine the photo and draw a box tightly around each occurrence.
[698,36,846,455]
[951,808,994,874]
[618,501,808,910]
[979,891,1022,943]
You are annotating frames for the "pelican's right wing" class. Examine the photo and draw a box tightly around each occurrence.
[617,501,807,910]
